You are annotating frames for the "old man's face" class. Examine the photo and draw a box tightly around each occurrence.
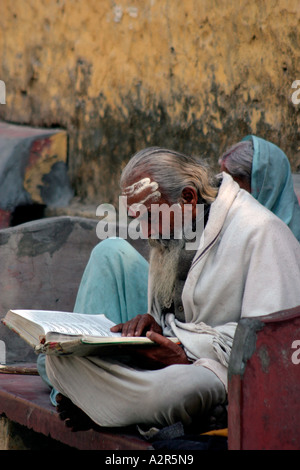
[122,175,186,309]
[121,174,201,308]
[122,175,183,240]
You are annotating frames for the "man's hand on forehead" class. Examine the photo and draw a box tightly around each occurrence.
[123,178,161,201]
[122,177,159,196]
[122,177,162,215]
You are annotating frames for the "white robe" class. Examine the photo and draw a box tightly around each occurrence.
[149,172,300,387]
[46,173,300,428]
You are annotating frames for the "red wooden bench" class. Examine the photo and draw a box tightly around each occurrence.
[0,368,150,450]
[228,305,300,450]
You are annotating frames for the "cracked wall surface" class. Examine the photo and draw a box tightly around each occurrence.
[0,0,299,205]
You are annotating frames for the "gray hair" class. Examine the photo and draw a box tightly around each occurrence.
[120,147,218,204]
[219,140,253,180]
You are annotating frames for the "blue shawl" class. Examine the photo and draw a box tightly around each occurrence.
[243,135,300,242]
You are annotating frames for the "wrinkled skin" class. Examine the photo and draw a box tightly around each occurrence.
[56,393,97,432]
[111,313,192,369]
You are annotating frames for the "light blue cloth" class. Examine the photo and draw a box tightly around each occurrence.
[37,237,149,405]
[73,237,149,322]
[243,135,300,242]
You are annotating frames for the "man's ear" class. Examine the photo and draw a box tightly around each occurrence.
[180,187,198,206]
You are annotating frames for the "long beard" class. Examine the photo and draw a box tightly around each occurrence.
[148,238,185,309]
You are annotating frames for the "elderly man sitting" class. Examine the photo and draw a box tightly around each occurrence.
[39,147,300,434]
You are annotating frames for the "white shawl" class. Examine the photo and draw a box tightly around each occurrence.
[148,173,300,389]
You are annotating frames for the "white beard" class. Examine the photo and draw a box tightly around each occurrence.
[148,238,185,309]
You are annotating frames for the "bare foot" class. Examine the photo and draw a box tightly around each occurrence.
[56,393,98,432]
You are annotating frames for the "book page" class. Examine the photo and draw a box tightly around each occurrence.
[10,310,121,338]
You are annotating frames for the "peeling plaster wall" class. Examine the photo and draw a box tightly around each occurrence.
[0,0,299,205]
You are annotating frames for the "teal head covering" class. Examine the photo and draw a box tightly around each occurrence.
[242,135,300,242]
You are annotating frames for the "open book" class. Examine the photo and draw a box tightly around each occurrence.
[2,309,178,356]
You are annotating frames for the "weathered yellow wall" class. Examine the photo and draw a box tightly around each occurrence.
[0,0,299,204]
